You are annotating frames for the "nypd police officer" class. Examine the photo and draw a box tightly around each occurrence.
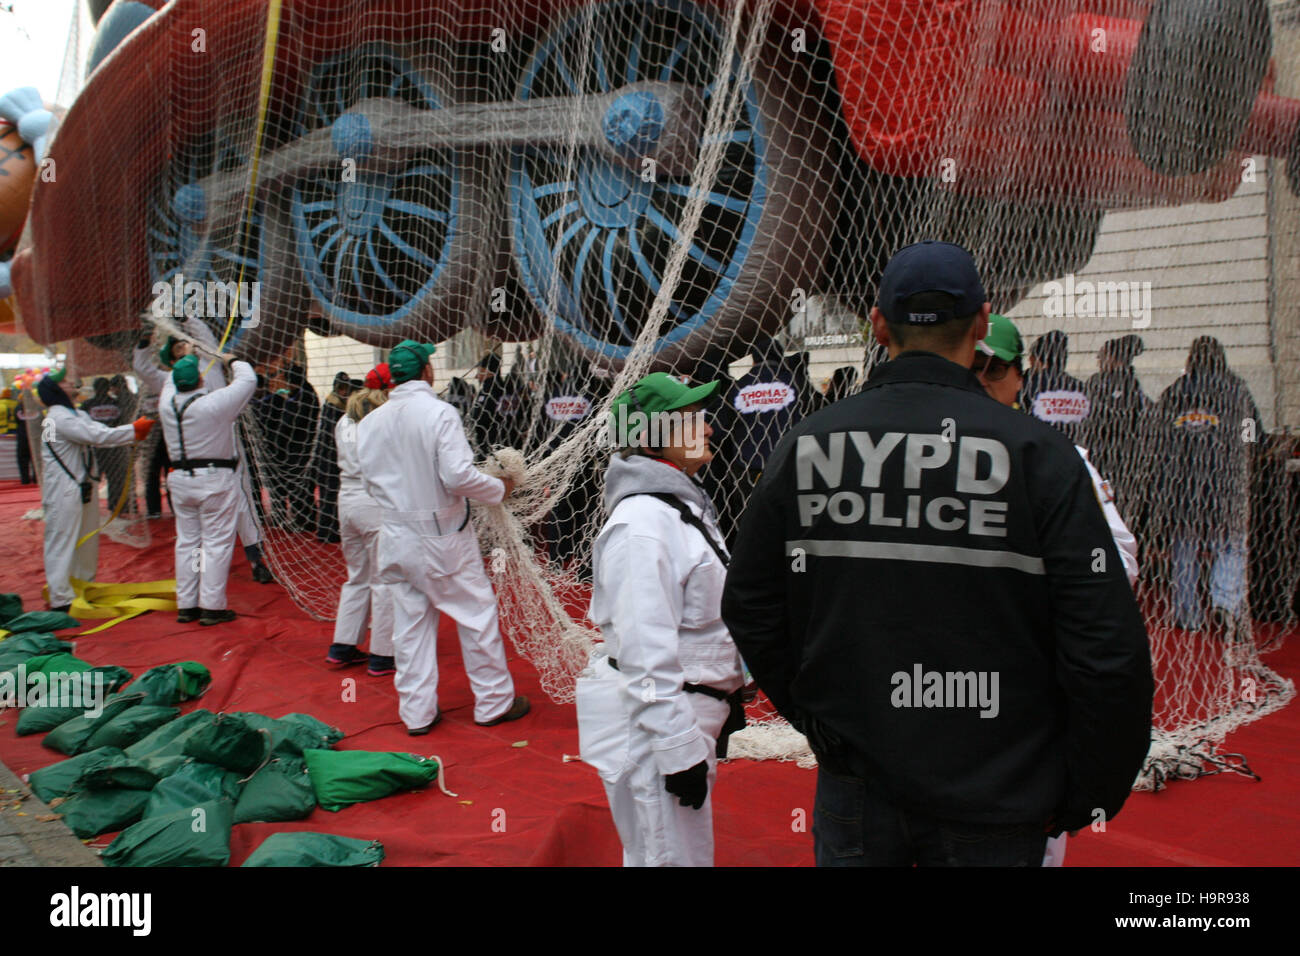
[722,241,1153,867]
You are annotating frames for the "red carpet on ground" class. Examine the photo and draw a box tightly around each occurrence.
[3,482,1296,866]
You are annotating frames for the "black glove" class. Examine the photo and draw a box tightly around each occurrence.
[663,761,709,810]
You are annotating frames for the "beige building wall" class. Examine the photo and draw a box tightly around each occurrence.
[1268,0,1300,430]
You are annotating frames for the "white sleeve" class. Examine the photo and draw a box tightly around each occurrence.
[1078,448,1139,586]
[193,360,256,425]
[52,409,135,448]
[132,347,169,395]
[603,522,712,775]
[434,408,505,504]
[183,318,228,389]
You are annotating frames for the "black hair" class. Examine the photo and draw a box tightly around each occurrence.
[887,292,978,351]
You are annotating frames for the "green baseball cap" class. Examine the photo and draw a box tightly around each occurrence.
[48,367,67,383]
[172,354,201,390]
[978,313,1024,363]
[608,372,718,447]
[159,336,180,368]
[388,340,437,384]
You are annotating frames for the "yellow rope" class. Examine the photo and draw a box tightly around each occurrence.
[211,0,284,365]
[68,577,177,635]
[75,452,136,548]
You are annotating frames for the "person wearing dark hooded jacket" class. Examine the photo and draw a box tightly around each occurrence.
[1141,336,1261,634]
[576,372,745,867]
[1018,329,1091,446]
[1083,334,1149,516]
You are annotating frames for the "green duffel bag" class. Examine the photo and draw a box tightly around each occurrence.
[56,787,153,839]
[303,749,441,812]
[2,611,80,633]
[13,651,91,676]
[83,705,180,751]
[123,662,211,707]
[182,714,269,775]
[42,693,146,756]
[144,760,244,819]
[102,800,234,868]
[242,833,384,868]
[124,709,216,760]
[0,592,22,625]
[75,762,165,793]
[229,712,343,757]
[27,747,129,803]
[233,756,315,824]
[278,713,345,748]
[14,667,141,736]
[0,634,72,673]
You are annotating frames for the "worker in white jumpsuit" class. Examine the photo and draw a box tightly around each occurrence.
[356,340,529,735]
[326,363,396,676]
[577,373,746,867]
[159,354,257,625]
[38,370,155,611]
[136,320,273,583]
[973,313,1139,868]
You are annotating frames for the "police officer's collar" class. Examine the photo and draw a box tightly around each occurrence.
[864,351,986,395]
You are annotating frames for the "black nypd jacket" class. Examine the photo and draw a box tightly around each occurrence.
[722,352,1153,828]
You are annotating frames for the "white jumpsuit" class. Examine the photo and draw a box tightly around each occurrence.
[332,414,394,657]
[578,454,744,867]
[159,362,257,611]
[140,320,262,548]
[40,406,136,607]
[355,380,514,728]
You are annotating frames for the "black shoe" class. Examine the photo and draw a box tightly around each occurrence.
[50,604,72,614]
[251,562,274,584]
[475,695,530,727]
[408,712,441,736]
[199,609,238,626]
[367,655,396,677]
[325,643,366,666]
[176,607,201,623]
[146,512,162,519]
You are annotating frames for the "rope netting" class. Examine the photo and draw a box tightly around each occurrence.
[14,0,1300,786]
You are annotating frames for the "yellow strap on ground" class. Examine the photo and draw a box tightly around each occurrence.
[212,0,283,363]
[68,577,177,634]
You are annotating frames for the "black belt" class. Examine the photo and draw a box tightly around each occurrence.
[171,457,238,473]
[608,656,747,758]
[607,656,729,699]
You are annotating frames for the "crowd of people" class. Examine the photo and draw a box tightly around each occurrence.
[18,236,1284,868]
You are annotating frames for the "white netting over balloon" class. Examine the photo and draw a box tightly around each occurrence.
[14,0,1300,785]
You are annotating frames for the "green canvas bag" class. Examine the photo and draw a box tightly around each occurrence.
[27,747,128,803]
[144,760,243,818]
[233,755,315,823]
[242,833,384,867]
[102,800,234,868]
[303,749,442,812]
[83,705,180,751]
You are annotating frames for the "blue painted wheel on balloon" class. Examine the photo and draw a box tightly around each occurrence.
[145,127,268,353]
[510,0,837,370]
[290,45,489,345]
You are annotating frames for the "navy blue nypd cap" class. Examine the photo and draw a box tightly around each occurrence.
[877,240,987,325]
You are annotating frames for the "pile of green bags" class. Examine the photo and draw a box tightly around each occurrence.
[2,615,417,868]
